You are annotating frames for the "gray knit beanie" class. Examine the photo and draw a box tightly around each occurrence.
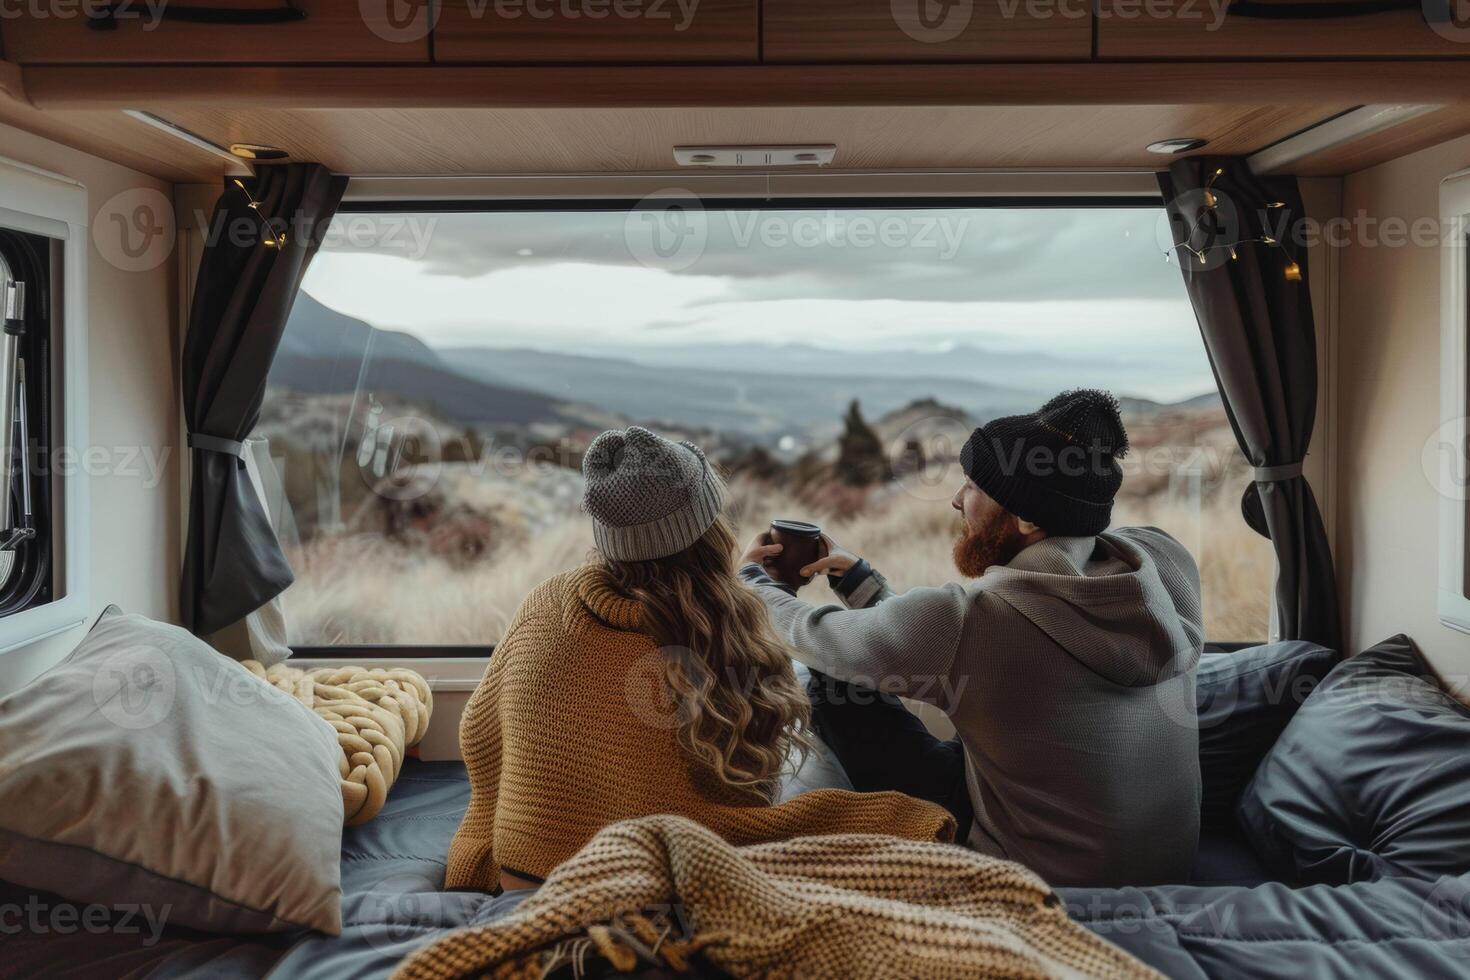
[581,426,725,562]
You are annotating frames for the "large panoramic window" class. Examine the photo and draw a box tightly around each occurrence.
[255,201,1274,646]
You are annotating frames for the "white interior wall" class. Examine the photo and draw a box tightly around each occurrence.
[1299,178,1343,557]
[0,122,180,694]
[1337,132,1470,683]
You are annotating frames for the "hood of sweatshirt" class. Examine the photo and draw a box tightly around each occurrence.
[975,527,1203,688]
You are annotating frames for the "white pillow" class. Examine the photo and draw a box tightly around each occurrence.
[0,607,344,934]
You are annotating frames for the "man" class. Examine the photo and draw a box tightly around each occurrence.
[739,389,1203,887]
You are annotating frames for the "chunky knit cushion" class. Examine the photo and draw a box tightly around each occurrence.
[241,662,434,826]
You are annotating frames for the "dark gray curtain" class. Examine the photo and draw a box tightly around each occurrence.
[181,163,347,636]
[1158,158,1341,650]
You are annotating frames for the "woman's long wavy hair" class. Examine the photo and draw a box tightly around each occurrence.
[598,508,813,803]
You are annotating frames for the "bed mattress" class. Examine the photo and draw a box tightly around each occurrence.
[4,759,1464,979]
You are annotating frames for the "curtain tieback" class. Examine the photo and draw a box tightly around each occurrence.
[1253,462,1304,482]
[188,432,247,460]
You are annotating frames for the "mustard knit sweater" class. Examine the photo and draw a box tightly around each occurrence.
[447,566,955,888]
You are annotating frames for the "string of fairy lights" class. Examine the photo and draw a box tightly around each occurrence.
[232,178,288,249]
[1164,167,1302,282]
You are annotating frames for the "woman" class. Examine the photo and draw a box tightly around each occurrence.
[447,426,953,892]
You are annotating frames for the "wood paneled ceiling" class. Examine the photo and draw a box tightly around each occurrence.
[144,103,1351,177]
[5,0,1470,182]
[0,96,1375,182]
[0,64,1467,183]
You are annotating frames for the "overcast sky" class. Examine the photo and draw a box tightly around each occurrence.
[300,206,1213,401]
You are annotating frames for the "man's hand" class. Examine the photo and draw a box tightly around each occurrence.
[800,534,860,580]
[739,531,782,570]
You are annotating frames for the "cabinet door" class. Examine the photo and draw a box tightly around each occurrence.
[1,0,430,64]
[762,0,1092,63]
[432,0,758,63]
[1098,0,1470,58]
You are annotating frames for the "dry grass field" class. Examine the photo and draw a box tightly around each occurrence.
[280,459,1273,646]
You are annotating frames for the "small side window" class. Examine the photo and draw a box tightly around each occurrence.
[0,230,56,618]
[0,158,88,654]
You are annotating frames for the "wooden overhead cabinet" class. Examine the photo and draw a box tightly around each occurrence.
[762,0,1092,62]
[1097,0,1470,58]
[432,0,759,63]
[0,0,431,63]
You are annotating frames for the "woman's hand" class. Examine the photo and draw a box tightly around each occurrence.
[739,531,782,570]
[799,534,860,580]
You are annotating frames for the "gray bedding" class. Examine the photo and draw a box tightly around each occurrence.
[263,764,529,980]
[4,759,1467,979]
[1061,877,1470,979]
[0,763,525,980]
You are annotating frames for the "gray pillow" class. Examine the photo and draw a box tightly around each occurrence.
[0,607,344,934]
[1238,634,1470,885]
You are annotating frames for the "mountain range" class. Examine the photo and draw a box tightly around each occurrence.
[270,293,579,427]
[271,292,1219,443]
[438,346,1042,443]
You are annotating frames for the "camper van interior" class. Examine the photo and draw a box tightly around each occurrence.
[3,3,1470,977]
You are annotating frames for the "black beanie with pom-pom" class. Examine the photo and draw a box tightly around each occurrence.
[959,389,1130,537]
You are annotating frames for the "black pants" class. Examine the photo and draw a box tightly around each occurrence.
[805,670,974,839]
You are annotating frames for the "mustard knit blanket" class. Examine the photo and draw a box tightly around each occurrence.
[395,815,1159,980]
[242,661,433,825]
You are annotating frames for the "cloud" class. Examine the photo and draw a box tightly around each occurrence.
[326,206,1180,305]
[300,205,1213,401]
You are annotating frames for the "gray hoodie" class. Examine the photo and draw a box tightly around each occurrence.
[744,526,1204,887]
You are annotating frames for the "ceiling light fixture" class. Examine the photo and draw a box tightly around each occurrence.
[674,145,837,168]
[1146,138,1210,155]
[229,143,290,161]
[1246,104,1438,175]
[122,110,252,174]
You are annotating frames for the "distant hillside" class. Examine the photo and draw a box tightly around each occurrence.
[1119,391,1222,417]
[278,291,442,371]
[439,346,1040,447]
[604,341,1087,388]
[271,293,581,427]
[874,398,974,449]
[274,295,1220,443]
[577,341,1219,404]
[268,355,571,427]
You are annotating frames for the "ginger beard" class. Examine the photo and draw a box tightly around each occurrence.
[952,505,1028,578]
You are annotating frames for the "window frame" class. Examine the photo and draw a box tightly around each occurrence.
[337,195,1164,215]
[1436,166,1470,636]
[284,188,1260,658]
[0,155,90,655]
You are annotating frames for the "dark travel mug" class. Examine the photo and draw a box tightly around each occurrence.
[766,519,828,589]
